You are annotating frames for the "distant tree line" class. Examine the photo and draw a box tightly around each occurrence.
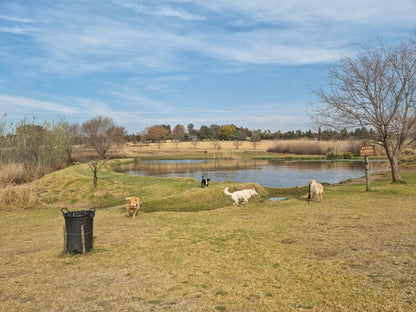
[128,123,377,143]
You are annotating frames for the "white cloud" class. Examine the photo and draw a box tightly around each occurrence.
[0,94,80,115]
[0,26,36,35]
[194,0,416,27]
[0,14,32,23]
[110,1,204,20]
[156,6,205,20]
[106,87,172,112]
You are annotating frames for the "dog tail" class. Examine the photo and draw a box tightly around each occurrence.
[224,187,232,196]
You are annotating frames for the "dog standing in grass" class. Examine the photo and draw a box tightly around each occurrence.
[308,180,324,203]
[201,176,210,188]
[125,196,142,218]
[224,187,258,205]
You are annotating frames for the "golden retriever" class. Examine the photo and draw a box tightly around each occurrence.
[308,180,324,202]
[224,187,258,205]
[125,196,142,218]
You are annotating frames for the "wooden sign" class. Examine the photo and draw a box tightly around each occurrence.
[359,145,375,157]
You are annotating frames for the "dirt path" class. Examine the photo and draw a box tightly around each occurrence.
[104,204,125,210]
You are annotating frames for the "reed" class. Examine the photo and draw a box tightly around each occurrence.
[0,162,31,186]
[267,139,363,155]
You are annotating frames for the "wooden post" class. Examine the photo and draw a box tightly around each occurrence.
[365,156,370,191]
[360,145,375,192]
[81,225,86,255]
[63,225,67,253]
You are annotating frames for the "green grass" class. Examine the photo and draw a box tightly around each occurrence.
[1,161,416,311]
[3,161,270,212]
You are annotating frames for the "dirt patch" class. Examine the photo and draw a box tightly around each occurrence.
[333,164,416,186]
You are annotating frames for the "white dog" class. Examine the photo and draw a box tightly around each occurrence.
[308,179,324,202]
[224,187,258,205]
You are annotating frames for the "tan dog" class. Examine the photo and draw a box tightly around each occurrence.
[308,180,323,202]
[125,196,142,218]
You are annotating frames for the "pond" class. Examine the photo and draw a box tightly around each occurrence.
[116,159,390,188]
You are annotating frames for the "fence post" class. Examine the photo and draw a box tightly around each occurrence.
[63,225,67,253]
[365,156,370,191]
[81,225,86,255]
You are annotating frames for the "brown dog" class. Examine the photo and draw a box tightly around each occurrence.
[125,196,142,218]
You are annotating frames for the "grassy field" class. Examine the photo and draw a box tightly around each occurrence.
[1,157,416,311]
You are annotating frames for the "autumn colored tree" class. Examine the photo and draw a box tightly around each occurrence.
[220,125,236,141]
[143,125,170,143]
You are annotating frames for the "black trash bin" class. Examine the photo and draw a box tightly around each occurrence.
[61,208,95,254]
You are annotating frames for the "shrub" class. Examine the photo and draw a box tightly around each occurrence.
[326,151,356,160]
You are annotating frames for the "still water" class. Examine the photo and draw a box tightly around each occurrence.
[117,159,390,188]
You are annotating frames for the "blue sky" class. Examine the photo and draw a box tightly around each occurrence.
[0,1,415,134]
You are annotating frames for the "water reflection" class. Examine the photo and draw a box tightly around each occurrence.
[116,159,389,188]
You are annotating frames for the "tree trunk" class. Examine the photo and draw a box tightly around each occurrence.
[93,169,98,188]
[389,155,402,183]
[384,144,403,183]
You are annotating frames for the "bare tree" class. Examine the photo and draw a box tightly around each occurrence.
[313,35,416,183]
[81,116,125,188]
[81,116,124,159]
[250,131,261,151]
[191,138,200,149]
[233,127,248,150]
[233,140,243,150]
[172,124,186,148]
[211,140,221,150]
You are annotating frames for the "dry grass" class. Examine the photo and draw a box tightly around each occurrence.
[123,140,276,157]
[1,169,416,311]
[267,139,364,156]
[0,184,40,210]
[0,162,31,186]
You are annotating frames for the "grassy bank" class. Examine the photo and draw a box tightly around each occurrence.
[1,163,416,311]
[0,160,269,212]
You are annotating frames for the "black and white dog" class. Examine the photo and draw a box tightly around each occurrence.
[201,176,210,188]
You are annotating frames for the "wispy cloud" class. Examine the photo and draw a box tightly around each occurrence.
[0,25,36,35]
[106,87,172,112]
[0,14,32,23]
[0,94,80,115]
[194,0,416,28]
[155,5,205,20]
[2,0,414,77]
[110,1,205,20]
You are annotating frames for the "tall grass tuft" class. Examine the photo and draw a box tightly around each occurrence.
[0,184,39,210]
[0,163,31,186]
